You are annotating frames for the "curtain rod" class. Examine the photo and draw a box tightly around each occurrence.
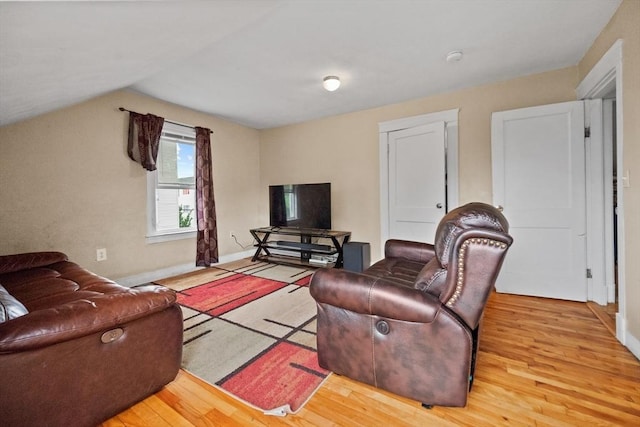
[118,107,213,134]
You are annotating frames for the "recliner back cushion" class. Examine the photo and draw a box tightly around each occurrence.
[0,252,68,275]
[0,284,28,323]
[435,203,508,267]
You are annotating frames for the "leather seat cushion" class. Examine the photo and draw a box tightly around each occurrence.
[363,258,424,288]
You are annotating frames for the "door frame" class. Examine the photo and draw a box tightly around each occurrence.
[378,109,459,258]
[577,39,628,345]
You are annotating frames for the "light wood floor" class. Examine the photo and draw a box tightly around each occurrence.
[587,301,618,338]
[103,292,640,426]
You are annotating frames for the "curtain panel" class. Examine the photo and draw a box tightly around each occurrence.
[126,112,165,171]
[195,126,219,266]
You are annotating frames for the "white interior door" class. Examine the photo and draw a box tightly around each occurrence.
[388,121,445,243]
[492,101,587,301]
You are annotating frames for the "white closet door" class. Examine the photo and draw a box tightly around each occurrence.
[388,121,446,243]
[492,101,587,301]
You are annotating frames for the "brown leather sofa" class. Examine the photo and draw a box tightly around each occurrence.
[310,202,512,407]
[0,251,183,426]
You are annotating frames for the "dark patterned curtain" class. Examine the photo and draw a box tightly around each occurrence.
[126,112,165,171]
[195,126,218,266]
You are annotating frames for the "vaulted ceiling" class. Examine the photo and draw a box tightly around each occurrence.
[0,0,621,129]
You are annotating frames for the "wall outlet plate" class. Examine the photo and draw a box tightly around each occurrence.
[96,248,107,262]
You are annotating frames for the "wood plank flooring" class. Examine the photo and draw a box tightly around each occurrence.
[587,301,618,338]
[103,291,640,426]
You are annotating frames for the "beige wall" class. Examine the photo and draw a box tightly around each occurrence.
[0,90,261,278]
[578,0,640,342]
[260,67,577,259]
[0,0,636,346]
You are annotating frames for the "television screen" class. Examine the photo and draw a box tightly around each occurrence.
[269,183,331,230]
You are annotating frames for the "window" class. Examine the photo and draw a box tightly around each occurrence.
[284,185,298,221]
[147,122,196,241]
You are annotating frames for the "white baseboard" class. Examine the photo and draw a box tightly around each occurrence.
[615,313,640,361]
[115,249,254,287]
[218,249,255,265]
[625,327,640,361]
[624,330,640,360]
[616,312,625,343]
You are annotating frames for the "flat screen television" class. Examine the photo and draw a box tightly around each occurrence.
[269,183,331,230]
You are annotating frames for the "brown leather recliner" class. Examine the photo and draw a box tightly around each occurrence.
[309,202,513,407]
[0,252,183,426]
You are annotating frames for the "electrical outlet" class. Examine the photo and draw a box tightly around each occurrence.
[622,169,630,188]
[96,248,107,262]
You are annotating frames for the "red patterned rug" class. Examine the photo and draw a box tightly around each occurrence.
[155,259,329,416]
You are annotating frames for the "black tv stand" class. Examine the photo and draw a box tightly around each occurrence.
[250,227,351,268]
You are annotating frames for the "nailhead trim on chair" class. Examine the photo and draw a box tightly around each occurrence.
[446,238,508,308]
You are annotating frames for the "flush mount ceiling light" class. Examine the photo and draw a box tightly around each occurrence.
[323,76,341,91]
[446,50,463,63]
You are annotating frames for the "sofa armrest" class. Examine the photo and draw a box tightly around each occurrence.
[0,285,177,352]
[0,252,68,275]
[310,268,441,323]
[384,239,436,263]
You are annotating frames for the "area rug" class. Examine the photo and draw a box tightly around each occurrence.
[155,259,330,416]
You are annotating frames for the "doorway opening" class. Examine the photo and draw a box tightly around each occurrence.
[606,96,618,328]
[586,95,618,337]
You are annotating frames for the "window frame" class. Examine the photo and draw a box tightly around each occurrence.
[146,122,197,244]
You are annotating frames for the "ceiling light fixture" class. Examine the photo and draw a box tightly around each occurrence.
[323,76,341,92]
[446,50,463,63]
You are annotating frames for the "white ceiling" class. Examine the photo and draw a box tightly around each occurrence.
[0,0,621,129]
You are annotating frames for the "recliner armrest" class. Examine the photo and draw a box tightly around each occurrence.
[0,285,177,352]
[310,268,440,323]
[384,239,435,263]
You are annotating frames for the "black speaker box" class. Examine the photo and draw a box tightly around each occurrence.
[343,242,371,273]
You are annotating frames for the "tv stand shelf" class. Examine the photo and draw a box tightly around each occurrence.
[250,227,351,268]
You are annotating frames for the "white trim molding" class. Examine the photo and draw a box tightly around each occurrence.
[378,109,459,133]
[577,39,622,100]
[620,314,640,360]
[115,249,254,287]
[577,39,630,348]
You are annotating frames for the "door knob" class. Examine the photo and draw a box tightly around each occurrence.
[436,203,443,209]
